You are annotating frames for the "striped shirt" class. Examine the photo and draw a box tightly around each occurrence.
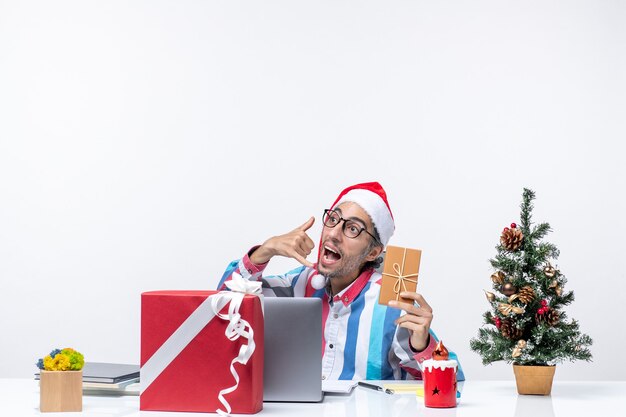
[218,249,465,381]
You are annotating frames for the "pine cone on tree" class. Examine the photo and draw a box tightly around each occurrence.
[536,308,560,326]
[515,286,535,304]
[500,227,524,251]
[500,318,523,339]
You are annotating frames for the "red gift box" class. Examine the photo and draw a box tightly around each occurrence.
[140,290,264,414]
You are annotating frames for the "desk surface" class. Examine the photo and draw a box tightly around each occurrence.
[1,379,624,417]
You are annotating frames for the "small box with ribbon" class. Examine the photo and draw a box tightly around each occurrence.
[378,245,422,305]
[140,274,264,415]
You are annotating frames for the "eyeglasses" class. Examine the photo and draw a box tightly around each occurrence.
[322,209,380,244]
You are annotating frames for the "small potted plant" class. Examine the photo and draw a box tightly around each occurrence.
[36,348,85,412]
[470,189,592,395]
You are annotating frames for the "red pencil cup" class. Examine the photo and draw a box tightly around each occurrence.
[422,359,458,408]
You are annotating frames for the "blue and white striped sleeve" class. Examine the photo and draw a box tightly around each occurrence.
[217,247,314,297]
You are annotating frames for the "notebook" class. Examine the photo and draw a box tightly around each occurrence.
[263,297,323,402]
[82,377,139,390]
[80,362,140,383]
[322,380,358,394]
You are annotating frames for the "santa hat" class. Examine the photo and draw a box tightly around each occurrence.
[310,182,395,290]
[330,182,395,247]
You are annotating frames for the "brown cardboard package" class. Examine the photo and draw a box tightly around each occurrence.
[378,245,422,305]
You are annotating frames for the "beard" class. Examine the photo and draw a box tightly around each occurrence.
[318,243,371,281]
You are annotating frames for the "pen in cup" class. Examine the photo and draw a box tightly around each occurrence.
[357,381,394,394]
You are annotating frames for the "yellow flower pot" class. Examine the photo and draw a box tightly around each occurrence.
[39,370,83,412]
[513,364,556,395]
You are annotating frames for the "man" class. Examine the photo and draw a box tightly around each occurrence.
[219,182,464,381]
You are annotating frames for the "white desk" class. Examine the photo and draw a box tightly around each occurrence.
[1,379,624,417]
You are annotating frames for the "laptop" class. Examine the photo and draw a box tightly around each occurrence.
[263,297,323,402]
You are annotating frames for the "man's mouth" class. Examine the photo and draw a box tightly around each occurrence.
[321,244,342,266]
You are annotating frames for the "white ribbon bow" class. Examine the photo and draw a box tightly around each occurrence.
[212,272,263,416]
[224,272,263,295]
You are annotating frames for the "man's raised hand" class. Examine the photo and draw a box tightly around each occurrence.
[249,216,316,268]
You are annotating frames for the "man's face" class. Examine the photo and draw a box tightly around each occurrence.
[318,202,378,280]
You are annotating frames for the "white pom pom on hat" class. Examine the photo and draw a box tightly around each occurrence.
[330,182,395,247]
[310,274,327,290]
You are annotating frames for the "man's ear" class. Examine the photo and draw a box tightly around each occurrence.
[365,245,383,261]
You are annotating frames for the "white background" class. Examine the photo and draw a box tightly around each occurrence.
[1,1,624,380]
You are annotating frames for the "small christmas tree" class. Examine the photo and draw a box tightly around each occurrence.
[470,189,592,366]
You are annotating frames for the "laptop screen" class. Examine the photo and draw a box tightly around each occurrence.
[263,297,323,402]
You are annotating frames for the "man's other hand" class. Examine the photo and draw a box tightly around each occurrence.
[388,292,433,352]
